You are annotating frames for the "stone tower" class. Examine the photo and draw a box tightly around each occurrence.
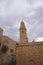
[0,28,3,53]
[0,28,3,37]
[19,21,28,45]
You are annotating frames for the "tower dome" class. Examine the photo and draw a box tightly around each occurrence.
[20,20,26,30]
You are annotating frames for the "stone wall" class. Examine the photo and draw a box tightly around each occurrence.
[0,36,16,65]
[16,42,43,65]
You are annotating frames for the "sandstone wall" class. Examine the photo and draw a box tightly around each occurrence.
[0,36,16,65]
[16,42,43,65]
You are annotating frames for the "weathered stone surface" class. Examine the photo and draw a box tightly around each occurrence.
[16,42,43,65]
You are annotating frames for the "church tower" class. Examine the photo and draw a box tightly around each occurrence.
[19,20,28,45]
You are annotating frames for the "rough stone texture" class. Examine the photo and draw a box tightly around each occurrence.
[0,28,16,64]
[16,42,43,65]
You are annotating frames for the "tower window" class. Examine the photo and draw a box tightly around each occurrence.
[22,30,24,33]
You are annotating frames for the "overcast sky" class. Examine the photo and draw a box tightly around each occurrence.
[0,0,43,42]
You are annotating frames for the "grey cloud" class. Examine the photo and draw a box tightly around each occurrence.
[27,0,35,5]
[0,0,43,42]
[24,7,43,41]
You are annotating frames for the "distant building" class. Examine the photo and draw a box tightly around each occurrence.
[0,21,43,65]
